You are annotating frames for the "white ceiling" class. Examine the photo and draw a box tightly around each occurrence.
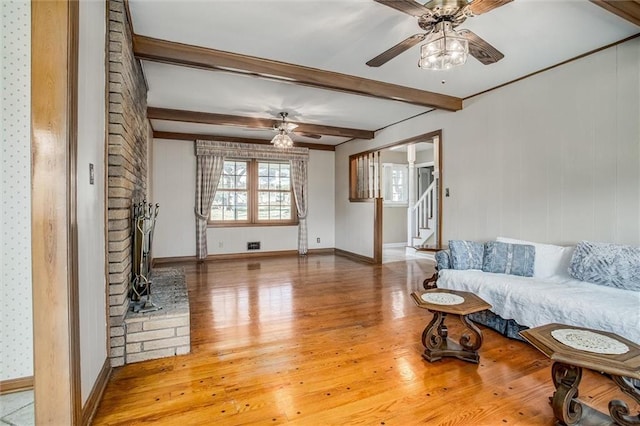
[129,0,639,147]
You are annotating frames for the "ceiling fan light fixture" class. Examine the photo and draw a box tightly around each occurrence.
[271,112,295,148]
[418,21,468,70]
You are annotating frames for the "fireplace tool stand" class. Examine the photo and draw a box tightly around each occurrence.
[130,201,161,314]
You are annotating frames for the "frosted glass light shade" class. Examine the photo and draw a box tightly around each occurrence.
[419,21,468,70]
[271,132,294,148]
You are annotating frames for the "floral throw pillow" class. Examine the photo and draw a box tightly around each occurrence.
[569,241,640,291]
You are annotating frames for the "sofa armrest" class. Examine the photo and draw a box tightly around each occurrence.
[423,272,438,289]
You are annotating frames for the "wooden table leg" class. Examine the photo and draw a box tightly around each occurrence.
[420,312,482,364]
[609,376,640,426]
[421,311,447,362]
[550,362,583,425]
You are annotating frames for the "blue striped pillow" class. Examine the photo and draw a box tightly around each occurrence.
[482,241,535,277]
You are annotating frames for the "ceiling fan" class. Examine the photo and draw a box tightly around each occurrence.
[272,112,322,140]
[367,0,509,69]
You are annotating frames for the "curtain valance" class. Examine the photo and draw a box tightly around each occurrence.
[195,140,309,161]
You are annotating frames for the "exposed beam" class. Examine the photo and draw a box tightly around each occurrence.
[148,107,374,140]
[153,131,336,152]
[591,0,640,26]
[133,35,463,112]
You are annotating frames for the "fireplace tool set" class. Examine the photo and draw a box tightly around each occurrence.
[130,201,161,313]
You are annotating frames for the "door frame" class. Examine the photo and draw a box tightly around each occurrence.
[31,0,81,423]
[373,130,443,262]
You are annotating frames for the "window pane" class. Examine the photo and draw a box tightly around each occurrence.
[258,176,269,190]
[258,163,269,176]
[269,207,282,220]
[258,191,269,205]
[280,177,290,191]
[258,206,269,220]
[237,174,247,189]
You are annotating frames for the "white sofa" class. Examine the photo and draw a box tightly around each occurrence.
[429,238,640,345]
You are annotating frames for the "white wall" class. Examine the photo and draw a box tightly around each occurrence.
[0,0,33,382]
[334,146,375,257]
[77,0,108,403]
[383,207,407,244]
[153,139,335,257]
[337,38,640,250]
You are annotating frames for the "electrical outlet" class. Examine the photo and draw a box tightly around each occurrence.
[316,237,320,243]
[218,241,223,248]
[445,188,450,197]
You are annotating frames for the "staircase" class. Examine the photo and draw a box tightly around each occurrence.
[407,180,442,255]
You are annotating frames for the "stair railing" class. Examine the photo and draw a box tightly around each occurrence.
[407,180,436,246]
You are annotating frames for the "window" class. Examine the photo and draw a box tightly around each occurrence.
[210,159,296,226]
[382,163,409,205]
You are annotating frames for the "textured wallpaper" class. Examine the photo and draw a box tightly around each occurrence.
[1,0,33,381]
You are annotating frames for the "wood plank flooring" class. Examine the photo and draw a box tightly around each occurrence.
[92,254,638,425]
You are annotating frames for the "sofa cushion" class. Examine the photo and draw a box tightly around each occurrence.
[569,241,640,291]
[449,240,484,270]
[497,237,574,279]
[435,250,450,270]
[482,241,535,277]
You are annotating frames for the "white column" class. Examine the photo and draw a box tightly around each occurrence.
[407,144,416,246]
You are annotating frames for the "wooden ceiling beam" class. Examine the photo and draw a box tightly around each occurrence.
[153,131,336,152]
[148,107,375,140]
[590,0,640,26]
[133,35,463,112]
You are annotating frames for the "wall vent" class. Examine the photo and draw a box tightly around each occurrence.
[247,241,261,250]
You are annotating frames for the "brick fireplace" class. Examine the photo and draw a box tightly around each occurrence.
[107,0,151,367]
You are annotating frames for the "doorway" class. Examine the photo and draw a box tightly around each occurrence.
[377,130,443,263]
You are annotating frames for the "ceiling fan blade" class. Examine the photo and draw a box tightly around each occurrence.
[366,34,426,67]
[458,29,504,65]
[373,0,432,17]
[468,0,513,15]
[298,132,322,140]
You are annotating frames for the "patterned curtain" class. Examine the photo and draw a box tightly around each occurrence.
[291,159,308,255]
[195,155,224,260]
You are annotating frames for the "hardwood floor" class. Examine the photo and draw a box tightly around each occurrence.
[92,254,638,425]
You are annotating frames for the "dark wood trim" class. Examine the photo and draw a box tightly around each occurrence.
[434,133,443,250]
[0,377,34,395]
[373,198,383,264]
[133,35,463,112]
[154,248,336,266]
[349,130,444,253]
[81,359,112,426]
[590,0,640,27]
[334,248,376,264]
[31,0,81,423]
[148,107,374,140]
[465,33,640,102]
[356,130,443,157]
[153,131,336,152]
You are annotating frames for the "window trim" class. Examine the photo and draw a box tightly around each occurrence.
[209,159,298,227]
[381,163,409,206]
